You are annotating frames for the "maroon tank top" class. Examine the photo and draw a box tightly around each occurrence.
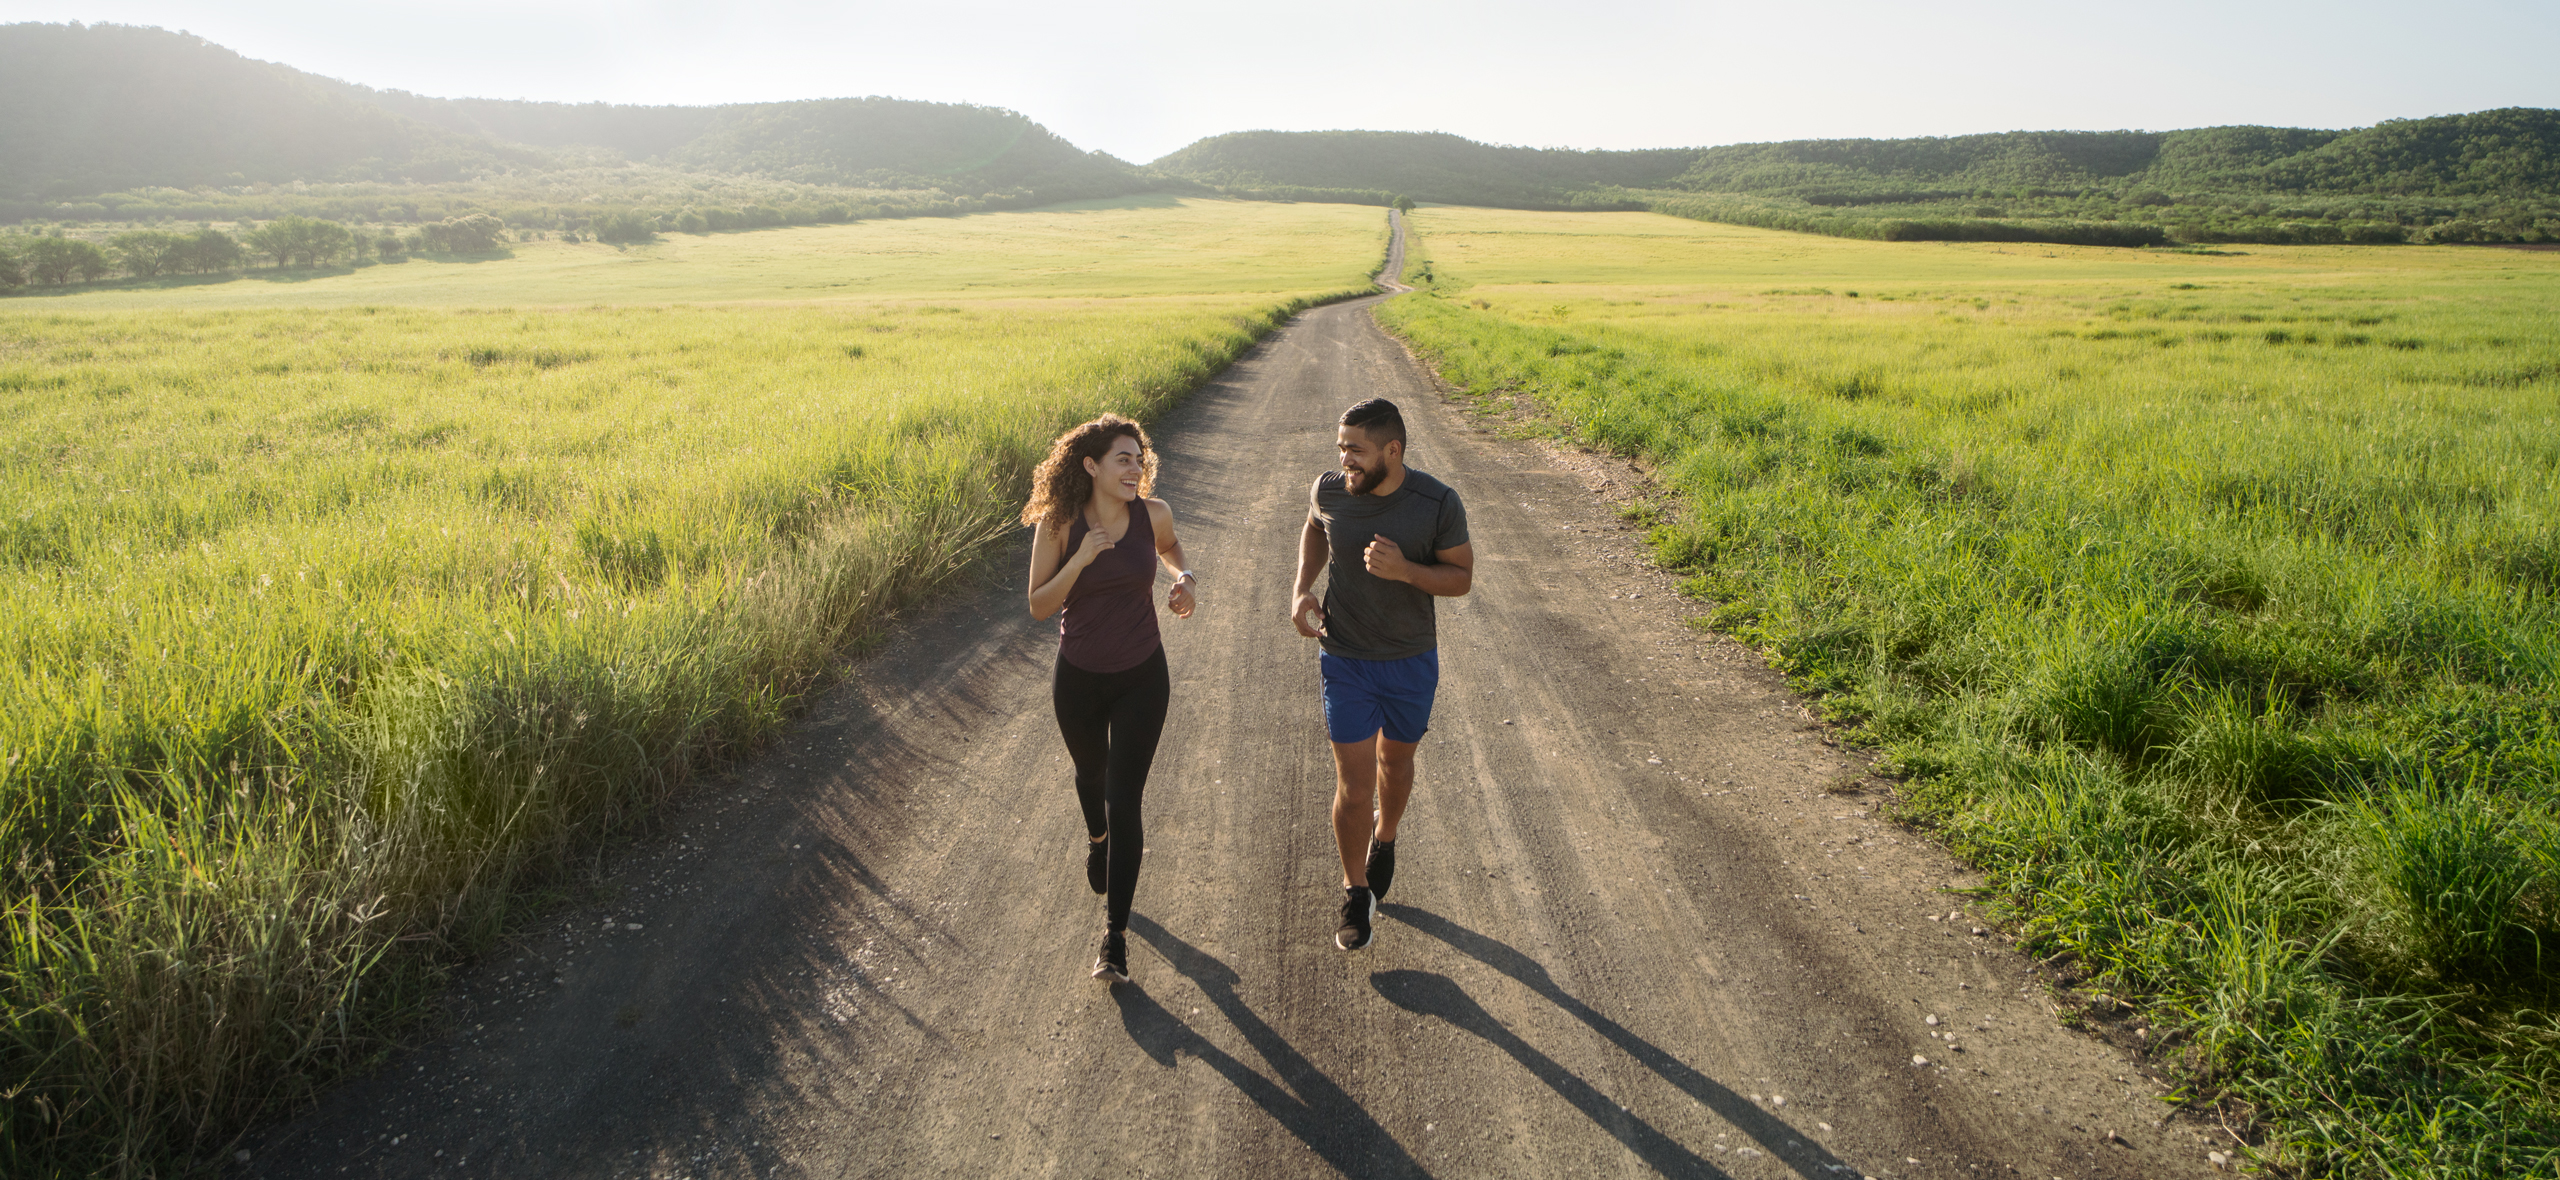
[1058,502,1163,673]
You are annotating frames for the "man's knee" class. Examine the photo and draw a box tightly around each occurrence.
[1376,739,1419,773]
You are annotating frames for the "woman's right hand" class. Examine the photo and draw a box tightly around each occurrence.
[1070,525,1115,569]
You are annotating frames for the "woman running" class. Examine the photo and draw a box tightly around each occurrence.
[1024,414,1196,984]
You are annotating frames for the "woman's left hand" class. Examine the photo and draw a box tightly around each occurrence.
[1167,578,1196,619]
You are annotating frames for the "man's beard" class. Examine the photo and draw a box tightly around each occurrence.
[1344,464,1380,494]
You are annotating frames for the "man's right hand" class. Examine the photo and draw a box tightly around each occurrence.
[1291,592,1326,638]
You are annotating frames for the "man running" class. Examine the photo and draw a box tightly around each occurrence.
[1291,397,1473,951]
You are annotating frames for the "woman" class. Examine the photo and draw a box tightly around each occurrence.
[1025,414,1196,984]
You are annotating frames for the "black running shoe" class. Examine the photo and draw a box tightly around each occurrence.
[1365,838,1397,900]
[1091,930,1129,984]
[1336,886,1377,951]
[1085,837,1108,895]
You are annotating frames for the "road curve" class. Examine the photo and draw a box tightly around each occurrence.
[243,214,2210,1180]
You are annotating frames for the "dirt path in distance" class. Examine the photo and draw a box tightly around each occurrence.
[241,213,2217,1180]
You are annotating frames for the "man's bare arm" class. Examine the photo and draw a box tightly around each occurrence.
[1291,513,1329,636]
[1363,537,1473,597]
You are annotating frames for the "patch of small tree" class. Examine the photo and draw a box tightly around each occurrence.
[110,229,191,277]
[417,213,507,253]
[590,210,656,244]
[241,216,356,268]
[18,236,113,285]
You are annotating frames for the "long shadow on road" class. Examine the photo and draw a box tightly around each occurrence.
[1384,903,1855,1180]
[1368,970,1730,1178]
[1123,914,1426,1179]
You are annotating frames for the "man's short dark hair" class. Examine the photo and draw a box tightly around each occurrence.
[1340,398,1406,449]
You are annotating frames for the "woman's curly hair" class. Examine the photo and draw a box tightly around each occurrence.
[1021,414,1157,527]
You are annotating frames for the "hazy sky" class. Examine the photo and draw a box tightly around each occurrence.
[5,0,2555,162]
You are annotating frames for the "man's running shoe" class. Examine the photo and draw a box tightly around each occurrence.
[1365,838,1397,900]
[1336,886,1377,951]
[1085,837,1108,895]
[1091,930,1129,984]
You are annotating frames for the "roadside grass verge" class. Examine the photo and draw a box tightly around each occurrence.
[1377,207,2560,1178]
[2,203,1388,1175]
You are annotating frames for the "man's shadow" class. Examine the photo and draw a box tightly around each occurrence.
[1367,969,1732,1177]
[1381,903,1856,1180]
[1120,915,1426,1179]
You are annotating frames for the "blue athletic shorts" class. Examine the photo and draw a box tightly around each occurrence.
[1320,649,1440,745]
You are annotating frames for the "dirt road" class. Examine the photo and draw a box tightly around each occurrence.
[244,214,2212,1179]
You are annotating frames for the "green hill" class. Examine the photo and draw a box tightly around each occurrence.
[1150,130,1694,208]
[357,91,722,162]
[1667,110,2560,200]
[1149,115,2559,246]
[664,98,1143,200]
[0,22,522,196]
[0,22,1153,206]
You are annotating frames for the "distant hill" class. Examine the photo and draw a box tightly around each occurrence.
[1150,130,1694,209]
[664,99,1141,199]
[0,22,523,196]
[1668,110,2560,200]
[358,91,722,162]
[0,22,1153,204]
[1147,113,2560,210]
[1148,114,2559,247]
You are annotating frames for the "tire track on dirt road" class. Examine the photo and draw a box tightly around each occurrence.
[243,212,2213,1179]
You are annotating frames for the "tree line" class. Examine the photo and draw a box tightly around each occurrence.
[0,213,511,291]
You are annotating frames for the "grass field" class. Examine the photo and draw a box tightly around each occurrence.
[11,195,1383,310]
[0,196,1388,1175]
[1379,207,2560,1179]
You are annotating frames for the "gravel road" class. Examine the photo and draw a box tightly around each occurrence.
[242,213,2216,1179]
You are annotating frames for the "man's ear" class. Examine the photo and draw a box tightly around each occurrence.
[1385,438,1405,463]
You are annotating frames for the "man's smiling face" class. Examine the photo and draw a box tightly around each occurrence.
[1337,423,1399,495]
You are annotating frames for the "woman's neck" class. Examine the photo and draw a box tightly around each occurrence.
[1083,494,1132,530]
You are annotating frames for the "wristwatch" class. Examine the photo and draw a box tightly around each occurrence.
[1176,570,1198,584]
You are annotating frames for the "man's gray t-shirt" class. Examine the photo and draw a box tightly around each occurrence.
[1312,467,1469,661]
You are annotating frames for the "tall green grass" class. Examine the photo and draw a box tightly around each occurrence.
[1378,207,2560,1178]
[1,221,1380,1172]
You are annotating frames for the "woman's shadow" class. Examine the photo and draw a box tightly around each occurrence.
[1116,914,1428,1178]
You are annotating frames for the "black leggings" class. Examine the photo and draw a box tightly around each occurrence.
[1052,647,1170,932]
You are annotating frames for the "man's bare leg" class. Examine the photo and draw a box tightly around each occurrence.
[1373,737,1417,843]
[1331,737,1378,888]
[1333,735,1420,887]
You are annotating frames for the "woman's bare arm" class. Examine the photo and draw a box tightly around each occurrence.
[1029,518,1112,620]
[1150,500,1194,618]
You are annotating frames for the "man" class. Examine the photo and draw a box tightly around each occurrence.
[1291,397,1474,951]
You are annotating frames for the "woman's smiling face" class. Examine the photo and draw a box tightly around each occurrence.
[1085,435,1145,504]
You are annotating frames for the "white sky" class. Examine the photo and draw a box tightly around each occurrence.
[5,0,2555,164]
